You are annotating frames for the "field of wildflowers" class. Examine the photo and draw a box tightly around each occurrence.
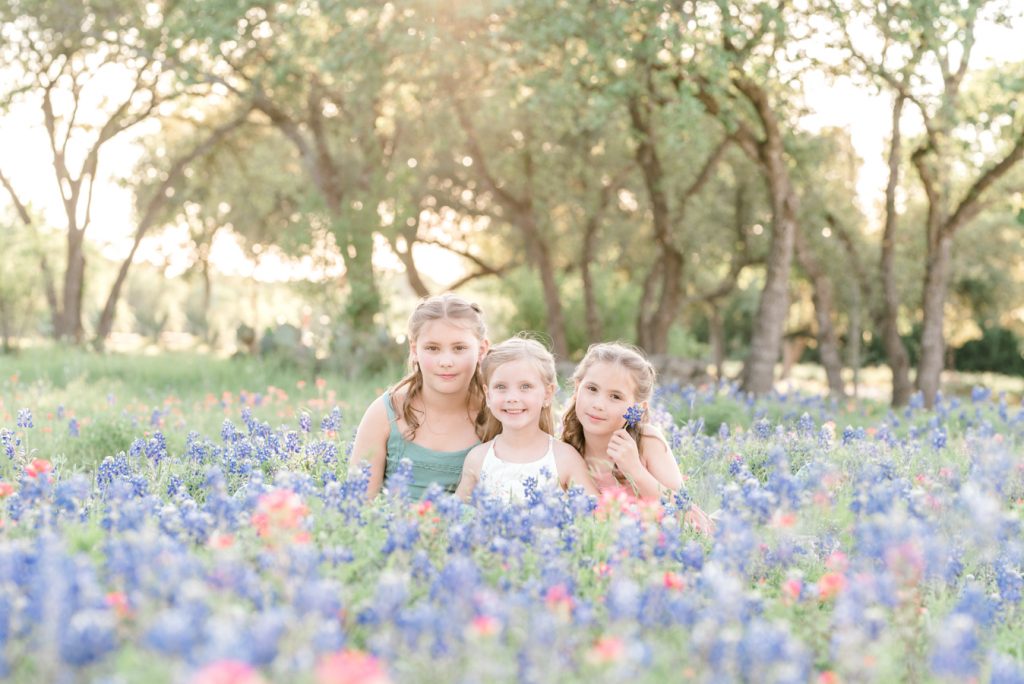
[1,351,1023,683]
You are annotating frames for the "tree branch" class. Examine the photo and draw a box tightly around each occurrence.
[944,128,1024,238]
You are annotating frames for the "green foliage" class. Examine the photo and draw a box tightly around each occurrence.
[0,214,48,348]
[955,326,1024,376]
[126,274,171,342]
[490,266,641,357]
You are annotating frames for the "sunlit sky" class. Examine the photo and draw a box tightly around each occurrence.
[0,17,1018,284]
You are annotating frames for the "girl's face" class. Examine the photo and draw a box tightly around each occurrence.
[411,320,488,395]
[485,359,554,432]
[573,361,641,436]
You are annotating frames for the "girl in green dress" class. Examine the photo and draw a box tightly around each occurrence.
[350,293,490,499]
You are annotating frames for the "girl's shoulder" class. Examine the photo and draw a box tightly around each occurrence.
[465,438,494,463]
[638,423,668,440]
[386,389,408,414]
[552,439,584,461]
[637,424,672,458]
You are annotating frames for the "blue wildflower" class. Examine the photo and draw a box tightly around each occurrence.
[623,404,645,429]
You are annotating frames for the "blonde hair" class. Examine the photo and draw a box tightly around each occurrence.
[561,342,656,482]
[479,336,558,442]
[391,293,488,440]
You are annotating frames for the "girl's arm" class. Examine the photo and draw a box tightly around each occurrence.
[642,428,715,534]
[638,427,685,491]
[455,443,488,501]
[607,428,676,500]
[554,443,600,496]
[349,396,391,500]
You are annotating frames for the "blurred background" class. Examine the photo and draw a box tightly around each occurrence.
[1,0,1022,408]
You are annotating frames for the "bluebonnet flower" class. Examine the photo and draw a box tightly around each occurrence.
[996,559,1023,604]
[299,412,312,433]
[16,409,32,429]
[954,584,998,628]
[145,608,202,657]
[221,419,238,443]
[0,428,18,459]
[321,406,343,432]
[990,653,1024,684]
[60,609,117,665]
[930,614,981,679]
[623,404,645,429]
[241,406,256,433]
[67,418,79,437]
[753,419,772,440]
[146,431,168,465]
[797,413,814,436]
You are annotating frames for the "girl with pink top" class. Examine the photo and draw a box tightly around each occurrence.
[561,342,714,533]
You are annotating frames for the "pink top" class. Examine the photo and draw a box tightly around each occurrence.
[587,426,673,498]
[590,468,627,494]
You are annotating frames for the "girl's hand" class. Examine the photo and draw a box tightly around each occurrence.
[684,504,715,536]
[607,429,643,477]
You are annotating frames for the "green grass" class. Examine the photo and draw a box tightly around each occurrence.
[0,346,402,471]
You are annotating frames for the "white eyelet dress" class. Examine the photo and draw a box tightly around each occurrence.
[478,436,559,503]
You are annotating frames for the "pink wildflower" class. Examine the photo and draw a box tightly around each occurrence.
[587,636,625,664]
[191,660,266,684]
[817,572,846,601]
[663,571,686,591]
[470,615,500,637]
[316,650,391,684]
[251,489,309,543]
[24,459,52,479]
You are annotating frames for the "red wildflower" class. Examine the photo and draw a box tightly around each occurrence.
[24,459,52,479]
[663,571,686,591]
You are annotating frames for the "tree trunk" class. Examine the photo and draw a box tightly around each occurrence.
[517,211,568,358]
[740,150,797,394]
[847,287,862,398]
[636,256,664,351]
[96,239,142,345]
[793,228,846,397]
[199,254,213,343]
[916,235,953,408]
[629,94,684,356]
[95,112,249,345]
[394,236,431,299]
[712,79,798,396]
[708,305,726,381]
[0,299,10,353]
[342,227,382,332]
[581,209,603,343]
[878,95,914,406]
[59,228,86,343]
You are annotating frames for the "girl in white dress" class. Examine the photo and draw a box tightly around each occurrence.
[456,337,598,503]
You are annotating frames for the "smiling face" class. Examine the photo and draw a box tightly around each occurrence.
[485,359,554,432]
[573,361,641,436]
[410,319,487,396]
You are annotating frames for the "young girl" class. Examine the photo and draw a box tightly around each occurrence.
[561,342,714,532]
[350,293,490,499]
[456,338,598,503]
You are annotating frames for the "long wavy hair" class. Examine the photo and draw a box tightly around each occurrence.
[390,293,488,440]
[479,336,558,442]
[561,342,656,485]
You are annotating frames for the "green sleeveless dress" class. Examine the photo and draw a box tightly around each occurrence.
[382,393,477,499]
